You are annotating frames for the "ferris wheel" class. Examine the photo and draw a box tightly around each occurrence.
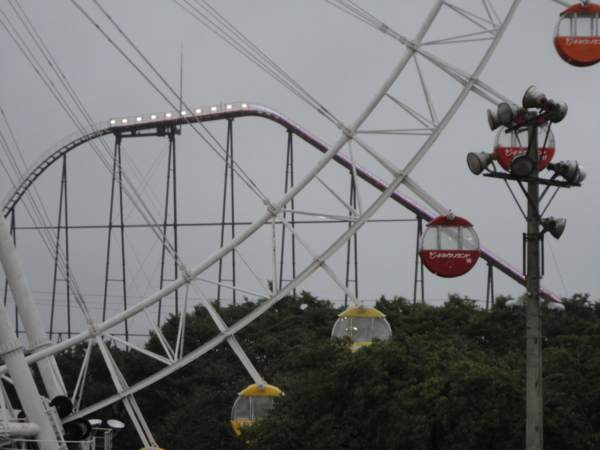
[0,1,579,447]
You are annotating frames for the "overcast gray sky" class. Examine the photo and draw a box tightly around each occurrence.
[1,1,598,338]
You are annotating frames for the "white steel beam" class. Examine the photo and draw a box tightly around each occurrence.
[188,279,266,388]
[95,338,158,450]
[0,213,67,400]
[0,297,63,450]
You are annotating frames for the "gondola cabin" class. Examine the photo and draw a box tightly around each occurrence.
[231,384,282,435]
[554,3,600,66]
[419,216,480,278]
[493,125,555,172]
[331,306,392,352]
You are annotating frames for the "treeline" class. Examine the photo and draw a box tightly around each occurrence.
[52,292,600,450]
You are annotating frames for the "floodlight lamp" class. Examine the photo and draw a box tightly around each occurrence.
[522,86,548,109]
[510,154,535,177]
[547,160,586,184]
[576,165,587,183]
[487,109,503,130]
[497,102,520,126]
[548,101,568,123]
[541,217,567,240]
[467,152,496,175]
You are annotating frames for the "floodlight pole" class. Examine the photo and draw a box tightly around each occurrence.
[476,88,582,450]
[525,121,543,450]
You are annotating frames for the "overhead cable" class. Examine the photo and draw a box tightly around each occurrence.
[76,0,267,203]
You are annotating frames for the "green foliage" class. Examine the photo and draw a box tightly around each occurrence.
[49,292,600,450]
[244,335,524,450]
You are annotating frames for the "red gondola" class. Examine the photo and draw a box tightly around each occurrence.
[419,215,480,278]
[493,124,555,172]
[554,3,600,67]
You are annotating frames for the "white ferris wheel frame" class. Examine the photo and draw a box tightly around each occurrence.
[0,0,548,447]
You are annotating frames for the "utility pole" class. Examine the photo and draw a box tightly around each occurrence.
[467,86,586,450]
[525,122,543,450]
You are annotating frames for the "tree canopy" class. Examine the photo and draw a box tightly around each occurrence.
[49,292,600,450]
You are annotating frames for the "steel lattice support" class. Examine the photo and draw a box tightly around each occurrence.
[344,175,359,308]
[103,134,129,340]
[279,130,297,297]
[217,119,237,305]
[50,155,71,338]
[158,127,180,325]
[413,216,425,304]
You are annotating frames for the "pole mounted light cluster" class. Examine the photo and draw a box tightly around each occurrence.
[466,85,586,450]
[467,86,588,242]
[468,86,586,184]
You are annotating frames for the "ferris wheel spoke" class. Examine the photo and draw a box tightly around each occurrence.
[412,46,508,106]
[424,31,497,46]
[275,211,360,306]
[102,332,172,366]
[196,277,270,299]
[314,176,359,217]
[95,336,157,450]
[226,335,266,388]
[70,339,93,412]
[352,136,402,177]
[402,177,453,218]
[280,209,355,222]
[188,275,283,385]
[143,308,175,361]
[173,284,191,359]
[385,92,437,128]
[188,279,229,332]
[319,263,362,306]
[438,2,501,33]
[413,54,439,124]
[233,248,274,296]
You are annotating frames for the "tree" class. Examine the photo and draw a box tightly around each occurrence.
[48,292,600,450]
[242,298,525,450]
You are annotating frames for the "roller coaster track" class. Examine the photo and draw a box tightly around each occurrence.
[1,102,560,302]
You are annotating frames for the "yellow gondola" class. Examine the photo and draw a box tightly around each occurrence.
[331,306,392,351]
[230,383,283,435]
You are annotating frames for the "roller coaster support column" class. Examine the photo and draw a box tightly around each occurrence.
[0,215,65,450]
